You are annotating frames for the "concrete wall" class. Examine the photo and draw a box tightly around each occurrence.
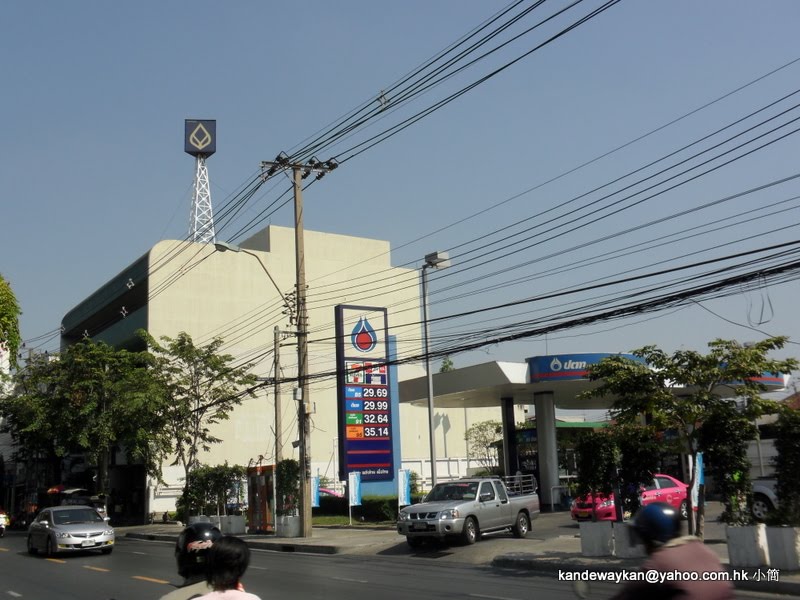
[142,226,501,495]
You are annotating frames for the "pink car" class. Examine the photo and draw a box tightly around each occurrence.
[570,473,689,521]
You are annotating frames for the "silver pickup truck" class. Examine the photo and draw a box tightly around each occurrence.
[397,476,540,548]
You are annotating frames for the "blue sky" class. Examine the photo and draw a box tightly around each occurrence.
[2,1,799,383]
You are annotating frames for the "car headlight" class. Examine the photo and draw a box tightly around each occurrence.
[398,512,409,521]
[439,509,460,520]
[599,499,615,508]
[55,531,71,538]
[104,529,114,536]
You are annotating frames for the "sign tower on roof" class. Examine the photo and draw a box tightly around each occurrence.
[185,119,217,244]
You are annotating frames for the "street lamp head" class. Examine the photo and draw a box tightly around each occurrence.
[213,241,241,253]
[424,251,451,269]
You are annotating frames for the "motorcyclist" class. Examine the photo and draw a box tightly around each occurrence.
[0,507,7,537]
[160,522,222,600]
[612,502,733,600]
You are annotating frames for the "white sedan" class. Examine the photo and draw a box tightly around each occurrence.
[27,505,114,556]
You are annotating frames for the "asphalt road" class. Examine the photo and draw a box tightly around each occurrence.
[0,512,780,600]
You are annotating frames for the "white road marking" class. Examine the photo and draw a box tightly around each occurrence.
[332,577,368,584]
[133,551,147,555]
[8,592,23,597]
[468,594,520,600]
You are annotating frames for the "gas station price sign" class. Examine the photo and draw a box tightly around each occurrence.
[335,306,395,482]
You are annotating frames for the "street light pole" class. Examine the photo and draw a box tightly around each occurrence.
[214,242,293,472]
[421,251,451,487]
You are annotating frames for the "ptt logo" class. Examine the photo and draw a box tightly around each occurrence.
[351,316,378,353]
[550,357,587,371]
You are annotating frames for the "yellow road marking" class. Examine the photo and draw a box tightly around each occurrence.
[46,558,66,563]
[0,548,9,552]
[84,565,111,572]
[132,575,170,584]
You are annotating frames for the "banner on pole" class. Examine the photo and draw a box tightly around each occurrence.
[691,452,704,508]
[311,476,320,508]
[398,469,411,507]
[348,471,362,506]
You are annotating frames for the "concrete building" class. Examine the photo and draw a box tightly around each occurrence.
[60,225,505,520]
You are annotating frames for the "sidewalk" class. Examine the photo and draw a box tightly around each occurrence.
[120,522,800,596]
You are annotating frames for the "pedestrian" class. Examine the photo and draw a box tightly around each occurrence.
[196,535,260,599]
[160,522,221,600]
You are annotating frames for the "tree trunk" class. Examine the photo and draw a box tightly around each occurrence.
[97,448,109,496]
[696,483,705,540]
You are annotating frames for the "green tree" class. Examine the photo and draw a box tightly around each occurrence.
[179,462,246,517]
[142,331,257,505]
[582,337,797,536]
[0,274,21,370]
[0,341,163,493]
[276,458,300,516]
[698,402,757,525]
[464,420,502,475]
[612,424,662,517]
[1,352,64,484]
[772,405,800,526]
[439,356,454,373]
[573,429,618,520]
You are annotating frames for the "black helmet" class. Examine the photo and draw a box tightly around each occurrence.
[175,522,222,580]
[632,502,680,549]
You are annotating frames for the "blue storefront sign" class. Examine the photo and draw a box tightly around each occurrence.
[527,353,643,383]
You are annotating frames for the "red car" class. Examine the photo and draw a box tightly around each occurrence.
[570,473,689,521]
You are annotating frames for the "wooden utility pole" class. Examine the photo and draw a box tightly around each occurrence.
[261,155,337,538]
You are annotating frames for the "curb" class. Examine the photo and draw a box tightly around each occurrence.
[124,532,341,555]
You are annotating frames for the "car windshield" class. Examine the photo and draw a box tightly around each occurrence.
[426,482,479,502]
[53,508,103,525]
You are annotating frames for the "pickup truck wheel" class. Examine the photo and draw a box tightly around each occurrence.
[752,494,774,522]
[406,536,424,549]
[512,511,530,538]
[461,516,479,545]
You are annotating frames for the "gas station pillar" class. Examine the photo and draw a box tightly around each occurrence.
[534,391,559,509]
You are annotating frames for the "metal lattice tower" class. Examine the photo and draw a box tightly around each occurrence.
[190,155,216,244]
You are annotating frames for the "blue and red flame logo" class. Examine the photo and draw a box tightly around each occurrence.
[351,316,378,353]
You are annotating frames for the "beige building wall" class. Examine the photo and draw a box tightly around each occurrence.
[144,225,501,494]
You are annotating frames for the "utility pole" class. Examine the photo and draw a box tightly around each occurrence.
[261,154,337,538]
[274,325,282,464]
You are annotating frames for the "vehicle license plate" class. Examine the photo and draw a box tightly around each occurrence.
[578,511,590,518]
[81,539,96,547]
[411,522,428,530]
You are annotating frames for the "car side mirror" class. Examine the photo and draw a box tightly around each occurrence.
[104,516,111,522]
[480,492,493,502]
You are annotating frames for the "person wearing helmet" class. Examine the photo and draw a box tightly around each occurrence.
[612,502,733,600]
[160,522,222,600]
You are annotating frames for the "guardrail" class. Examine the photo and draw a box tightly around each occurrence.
[503,474,537,495]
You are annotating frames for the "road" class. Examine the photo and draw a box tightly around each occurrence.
[0,527,786,600]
